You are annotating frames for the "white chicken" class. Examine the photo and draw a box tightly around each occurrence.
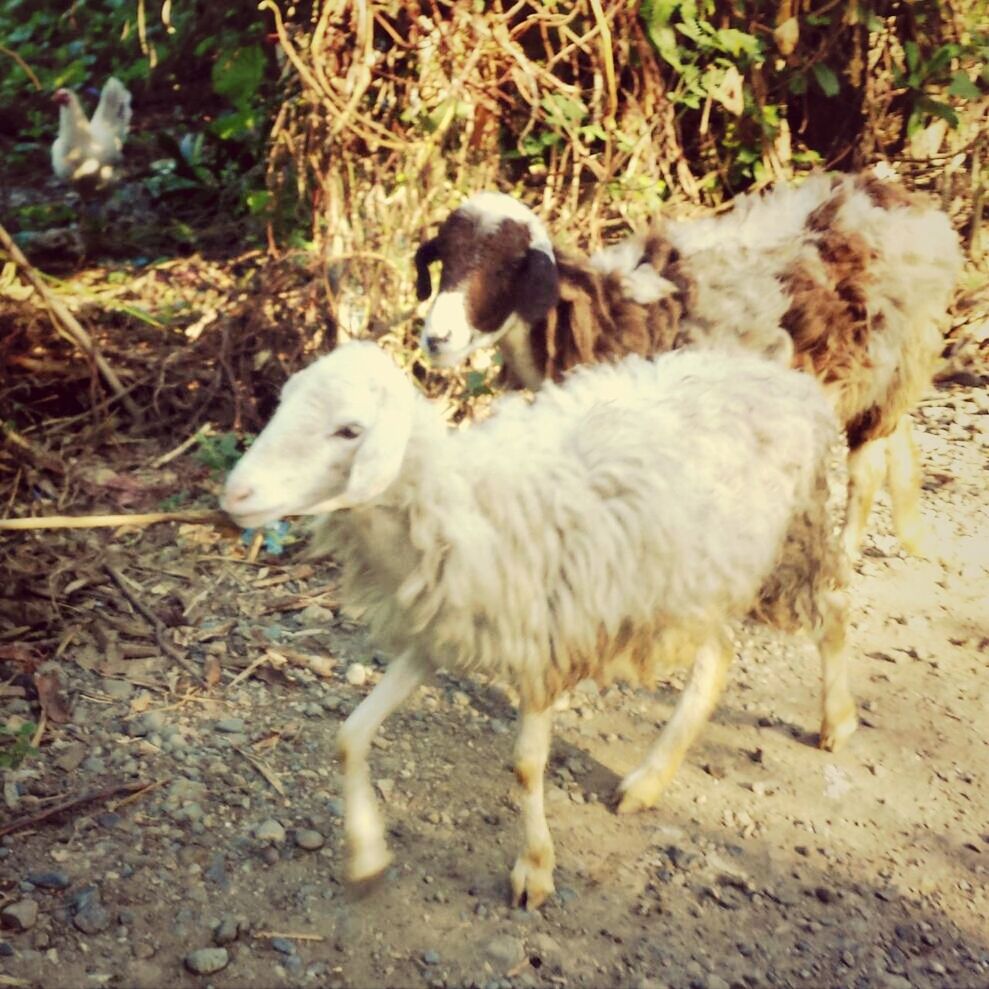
[51,77,132,197]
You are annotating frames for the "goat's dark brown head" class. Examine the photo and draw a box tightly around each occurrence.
[415,192,560,367]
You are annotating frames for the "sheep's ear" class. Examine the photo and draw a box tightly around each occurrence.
[514,249,560,325]
[342,386,414,505]
[414,238,440,301]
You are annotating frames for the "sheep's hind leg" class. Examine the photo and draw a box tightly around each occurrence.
[510,706,555,910]
[842,436,887,558]
[616,632,732,814]
[815,589,858,752]
[337,651,425,887]
[885,414,937,559]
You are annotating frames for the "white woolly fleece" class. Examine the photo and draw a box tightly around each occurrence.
[224,341,839,707]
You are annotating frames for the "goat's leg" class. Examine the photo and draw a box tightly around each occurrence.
[815,589,858,752]
[510,705,555,910]
[616,632,733,814]
[842,436,887,557]
[337,651,426,884]
[885,414,936,559]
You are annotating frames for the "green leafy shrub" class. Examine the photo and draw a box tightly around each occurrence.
[196,430,252,476]
[0,720,37,770]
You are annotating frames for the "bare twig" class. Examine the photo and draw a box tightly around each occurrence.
[1,422,65,474]
[0,221,141,420]
[0,510,227,531]
[0,780,153,837]
[149,425,213,469]
[253,931,326,942]
[103,563,201,679]
[0,43,42,89]
[234,746,286,796]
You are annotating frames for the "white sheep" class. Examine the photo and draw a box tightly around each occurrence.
[221,341,857,909]
[414,172,963,559]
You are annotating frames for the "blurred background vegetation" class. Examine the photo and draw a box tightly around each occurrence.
[0,0,986,435]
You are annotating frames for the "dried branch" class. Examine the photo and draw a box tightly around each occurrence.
[0,780,154,837]
[0,221,141,420]
[0,510,227,531]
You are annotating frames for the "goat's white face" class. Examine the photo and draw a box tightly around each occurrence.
[221,344,414,528]
[416,193,560,368]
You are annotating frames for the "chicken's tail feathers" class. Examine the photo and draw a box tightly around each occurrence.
[92,77,132,138]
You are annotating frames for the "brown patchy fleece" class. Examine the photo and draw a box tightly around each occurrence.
[532,172,944,453]
[534,231,694,382]
[778,174,938,450]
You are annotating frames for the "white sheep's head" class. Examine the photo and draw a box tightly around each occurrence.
[415,192,560,367]
[221,343,415,528]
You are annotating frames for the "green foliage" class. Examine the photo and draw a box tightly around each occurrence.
[0,721,37,770]
[0,1,280,232]
[639,0,986,188]
[196,431,252,476]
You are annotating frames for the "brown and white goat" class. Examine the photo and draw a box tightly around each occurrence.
[414,174,963,558]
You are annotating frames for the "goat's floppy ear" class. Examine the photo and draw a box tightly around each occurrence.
[414,238,440,302]
[514,249,560,325]
[342,383,415,506]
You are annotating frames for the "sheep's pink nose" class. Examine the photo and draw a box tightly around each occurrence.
[222,483,254,509]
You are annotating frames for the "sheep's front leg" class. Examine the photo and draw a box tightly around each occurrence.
[337,651,425,885]
[510,706,555,910]
[885,414,936,559]
[815,589,858,752]
[616,632,732,814]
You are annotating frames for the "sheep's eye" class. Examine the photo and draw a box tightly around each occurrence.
[334,424,362,440]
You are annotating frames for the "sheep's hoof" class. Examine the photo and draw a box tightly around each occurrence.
[345,867,392,901]
[346,842,393,891]
[819,708,858,752]
[510,855,555,911]
[614,769,665,815]
[899,531,948,566]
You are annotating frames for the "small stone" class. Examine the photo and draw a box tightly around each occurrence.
[928,960,946,975]
[214,916,240,946]
[485,934,524,970]
[133,942,155,960]
[26,871,69,890]
[881,976,912,989]
[131,710,166,736]
[423,949,441,965]
[346,663,368,686]
[254,818,286,844]
[841,950,855,967]
[706,976,731,989]
[528,932,563,969]
[556,886,578,905]
[814,885,836,904]
[1,900,39,932]
[184,947,229,974]
[294,829,325,851]
[751,781,768,797]
[73,898,110,935]
[0,941,14,957]
[54,743,88,772]
[215,717,246,734]
[326,798,344,818]
[271,937,296,955]
[300,604,335,625]
[376,778,395,801]
[205,854,229,888]
[101,678,134,701]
